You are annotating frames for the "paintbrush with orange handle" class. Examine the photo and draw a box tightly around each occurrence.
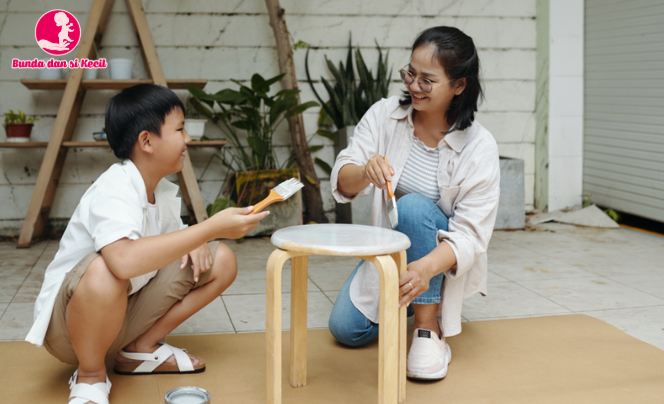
[383,156,398,228]
[250,178,304,214]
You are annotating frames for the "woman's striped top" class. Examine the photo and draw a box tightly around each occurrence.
[394,136,440,203]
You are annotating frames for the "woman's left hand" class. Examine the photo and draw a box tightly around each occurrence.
[399,258,436,307]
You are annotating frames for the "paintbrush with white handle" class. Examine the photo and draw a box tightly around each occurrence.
[250,178,304,214]
[383,156,398,228]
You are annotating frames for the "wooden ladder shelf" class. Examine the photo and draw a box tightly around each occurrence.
[12,0,224,247]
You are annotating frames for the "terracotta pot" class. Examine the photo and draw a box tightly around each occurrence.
[5,123,33,143]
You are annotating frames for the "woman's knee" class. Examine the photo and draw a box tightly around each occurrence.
[396,193,436,228]
[328,310,376,347]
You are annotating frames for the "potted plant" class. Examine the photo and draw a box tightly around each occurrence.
[186,73,319,236]
[184,96,207,141]
[3,110,39,143]
[304,36,393,224]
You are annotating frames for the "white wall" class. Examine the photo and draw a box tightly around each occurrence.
[0,0,536,234]
[546,0,584,211]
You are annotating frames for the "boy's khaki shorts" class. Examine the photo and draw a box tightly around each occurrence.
[43,241,220,365]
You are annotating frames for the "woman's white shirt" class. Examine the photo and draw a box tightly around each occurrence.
[330,96,500,337]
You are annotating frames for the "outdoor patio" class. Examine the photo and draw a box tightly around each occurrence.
[2,222,663,351]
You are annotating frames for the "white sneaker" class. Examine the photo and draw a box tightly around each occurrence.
[406,328,452,380]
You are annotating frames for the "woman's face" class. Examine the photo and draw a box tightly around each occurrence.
[406,44,466,116]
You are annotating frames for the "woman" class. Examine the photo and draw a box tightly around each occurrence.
[328,26,500,381]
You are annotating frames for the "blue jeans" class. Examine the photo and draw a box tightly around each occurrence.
[328,193,449,347]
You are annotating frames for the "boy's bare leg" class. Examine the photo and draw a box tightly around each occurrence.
[117,243,237,365]
[67,256,128,385]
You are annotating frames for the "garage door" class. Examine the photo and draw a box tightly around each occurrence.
[584,0,664,222]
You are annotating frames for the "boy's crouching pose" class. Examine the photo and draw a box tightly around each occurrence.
[25,84,269,404]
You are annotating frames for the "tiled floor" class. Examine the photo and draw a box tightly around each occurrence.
[1,222,663,350]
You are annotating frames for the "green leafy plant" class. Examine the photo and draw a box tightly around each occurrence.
[581,194,621,222]
[186,73,318,172]
[185,73,320,211]
[3,109,39,129]
[304,35,393,129]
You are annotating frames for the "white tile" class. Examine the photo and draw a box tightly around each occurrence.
[0,277,23,303]
[170,297,235,335]
[462,282,571,320]
[606,274,664,300]
[486,271,511,284]
[223,292,334,332]
[307,257,358,291]
[0,302,34,341]
[323,290,340,304]
[519,277,664,312]
[578,306,664,351]
[224,263,320,295]
[550,35,583,77]
[488,255,595,282]
[0,249,42,268]
[0,265,32,278]
[12,273,44,303]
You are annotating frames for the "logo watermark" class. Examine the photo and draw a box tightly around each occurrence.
[11,9,107,71]
[35,10,80,56]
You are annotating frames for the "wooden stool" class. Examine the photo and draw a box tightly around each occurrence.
[266,224,411,404]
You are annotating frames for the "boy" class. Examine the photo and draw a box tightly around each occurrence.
[25,84,269,404]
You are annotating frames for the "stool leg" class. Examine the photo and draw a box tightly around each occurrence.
[290,255,308,387]
[266,249,294,404]
[365,255,399,404]
[391,250,408,404]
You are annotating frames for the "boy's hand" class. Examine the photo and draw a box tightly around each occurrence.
[180,243,213,283]
[209,206,269,239]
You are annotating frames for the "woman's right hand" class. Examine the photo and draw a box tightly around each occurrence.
[363,154,395,190]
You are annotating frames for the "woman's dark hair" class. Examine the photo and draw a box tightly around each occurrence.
[105,84,184,160]
[400,26,483,132]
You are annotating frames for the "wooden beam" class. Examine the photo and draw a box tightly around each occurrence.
[17,0,110,247]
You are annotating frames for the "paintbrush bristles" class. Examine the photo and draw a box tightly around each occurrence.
[386,198,399,228]
[273,178,304,200]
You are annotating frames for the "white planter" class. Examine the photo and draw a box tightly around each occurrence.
[109,58,133,79]
[184,119,207,141]
[82,68,98,80]
[39,68,61,79]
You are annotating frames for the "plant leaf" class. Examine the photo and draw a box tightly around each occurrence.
[315,129,338,145]
[285,101,320,118]
[304,174,317,185]
[314,157,333,175]
[308,145,324,152]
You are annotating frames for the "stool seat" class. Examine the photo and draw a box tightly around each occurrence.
[271,224,411,256]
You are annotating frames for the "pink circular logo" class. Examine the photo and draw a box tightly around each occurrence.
[35,10,81,56]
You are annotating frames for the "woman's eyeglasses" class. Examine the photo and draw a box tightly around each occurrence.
[399,65,449,94]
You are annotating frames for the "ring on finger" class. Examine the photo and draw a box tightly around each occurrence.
[408,282,413,292]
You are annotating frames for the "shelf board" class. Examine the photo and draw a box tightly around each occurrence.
[0,140,227,148]
[20,79,208,90]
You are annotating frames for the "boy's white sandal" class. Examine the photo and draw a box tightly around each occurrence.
[68,370,112,404]
[114,343,206,375]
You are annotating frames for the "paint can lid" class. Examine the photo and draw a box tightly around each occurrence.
[164,386,211,404]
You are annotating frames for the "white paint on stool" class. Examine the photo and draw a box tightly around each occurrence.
[271,224,411,256]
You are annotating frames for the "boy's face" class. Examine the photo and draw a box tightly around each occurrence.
[151,107,190,175]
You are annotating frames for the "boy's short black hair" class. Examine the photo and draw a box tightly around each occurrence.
[105,84,184,160]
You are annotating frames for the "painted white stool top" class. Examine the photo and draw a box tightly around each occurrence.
[271,224,411,256]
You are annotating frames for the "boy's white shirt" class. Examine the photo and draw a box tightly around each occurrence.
[25,159,187,347]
